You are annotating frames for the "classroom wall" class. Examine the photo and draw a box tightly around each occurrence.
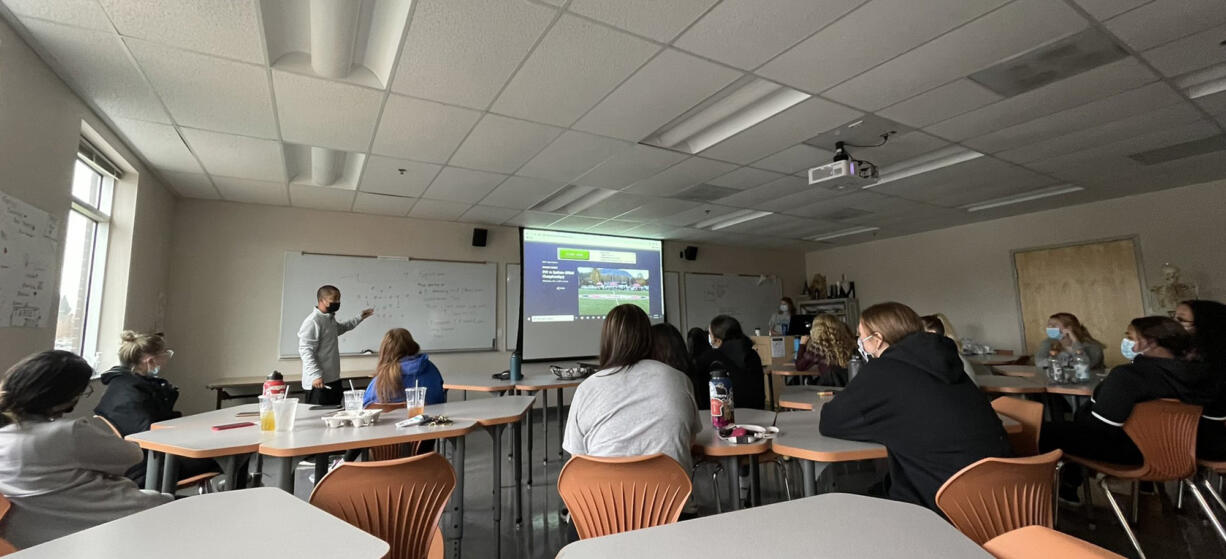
[164,199,806,413]
[805,179,1226,353]
[0,18,176,413]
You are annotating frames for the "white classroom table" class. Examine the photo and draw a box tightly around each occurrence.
[555,493,991,559]
[692,408,776,510]
[7,488,388,559]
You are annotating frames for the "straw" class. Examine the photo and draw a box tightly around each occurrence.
[348,380,356,392]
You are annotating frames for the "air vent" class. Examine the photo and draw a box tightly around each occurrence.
[821,207,873,221]
[1127,135,1226,166]
[969,29,1127,97]
[672,183,740,202]
[261,0,412,88]
[284,143,364,188]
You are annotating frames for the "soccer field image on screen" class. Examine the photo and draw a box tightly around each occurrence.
[576,267,650,317]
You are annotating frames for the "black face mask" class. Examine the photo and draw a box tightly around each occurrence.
[325,301,340,314]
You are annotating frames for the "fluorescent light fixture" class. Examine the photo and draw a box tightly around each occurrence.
[642,77,811,154]
[808,226,880,242]
[868,146,984,189]
[692,209,772,230]
[964,185,1084,212]
[534,186,597,212]
[560,189,617,214]
[1175,63,1226,99]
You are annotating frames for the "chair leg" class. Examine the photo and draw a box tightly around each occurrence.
[1099,478,1146,559]
[1082,474,1096,528]
[1185,479,1226,544]
[1178,479,1185,509]
[1053,462,1063,528]
[711,465,723,514]
[1130,481,1140,525]
[1205,475,1226,515]
[769,459,792,501]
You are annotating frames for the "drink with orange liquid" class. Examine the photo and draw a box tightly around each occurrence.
[404,387,427,417]
[258,395,276,431]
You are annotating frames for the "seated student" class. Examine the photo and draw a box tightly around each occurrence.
[1035,312,1105,369]
[95,331,221,486]
[1039,316,1219,502]
[920,314,981,385]
[1175,300,1226,460]
[362,328,445,408]
[686,327,712,409]
[794,314,856,387]
[650,323,694,378]
[820,302,1012,513]
[698,315,766,410]
[0,351,172,548]
[563,304,701,473]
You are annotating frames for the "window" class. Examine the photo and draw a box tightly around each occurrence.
[54,144,117,358]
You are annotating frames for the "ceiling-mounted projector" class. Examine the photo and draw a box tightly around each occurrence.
[807,159,878,191]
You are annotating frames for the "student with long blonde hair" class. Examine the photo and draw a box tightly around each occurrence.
[1035,312,1105,369]
[795,314,856,386]
[362,328,445,408]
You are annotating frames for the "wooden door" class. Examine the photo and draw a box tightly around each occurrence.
[1014,239,1145,368]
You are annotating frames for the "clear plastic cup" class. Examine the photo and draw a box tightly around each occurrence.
[404,387,427,417]
[258,395,276,431]
[343,390,365,412]
[272,397,299,432]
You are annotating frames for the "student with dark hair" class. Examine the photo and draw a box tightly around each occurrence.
[563,305,700,472]
[298,284,374,406]
[699,315,766,410]
[1040,316,1221,502]
[0,351,170,548]
[686,327,713,409]
[1176,300,1226,460]
[650,323,692,378]
[820,302,1011,513]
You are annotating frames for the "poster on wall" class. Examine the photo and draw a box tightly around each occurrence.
[0,190,59,328]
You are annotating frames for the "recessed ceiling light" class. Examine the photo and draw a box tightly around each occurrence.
[963,185,1083,212]
[641,77,810,155]
[808,226,879,242]
[866,146,984,189]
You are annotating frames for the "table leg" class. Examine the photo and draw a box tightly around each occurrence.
[767,373,776,411]
[802,460,815,497]
[145,451,164,492]
[526,392,534,485]
[161,455,180,495]
[220,455,239,491]
[453,436,466,558]
[274,456,294,493]
[556,388,564,459]
[749,457,761,507]
[513,419,523,525]
[490,425,503,559]
[214,388,223,410]
[541,389,549,466]
[724,456,740,511]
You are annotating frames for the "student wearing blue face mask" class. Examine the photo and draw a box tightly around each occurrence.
[1034,312,1105,370]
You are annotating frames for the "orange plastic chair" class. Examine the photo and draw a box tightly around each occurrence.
[93,415,219,493]
[0,495,14,555]
[557,454,693,540]
[427,526,443,559]
[363,402,423,461]
[1065,399,1226,558]
[0,537,15,556]
[0,494,10,523]
[309,452,455,559]
[935,450,1062,545]
[991,397,1043,456]
[93,415,123,438]
[983,525,1125,559]
[1197,454,1226,543]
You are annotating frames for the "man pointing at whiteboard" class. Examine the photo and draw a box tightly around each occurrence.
[298,285,374,405]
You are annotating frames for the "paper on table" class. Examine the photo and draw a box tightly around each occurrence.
[770,337,785,358]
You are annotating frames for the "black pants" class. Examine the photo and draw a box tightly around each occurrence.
[1040,410,1141,487]
[305,379,344,406]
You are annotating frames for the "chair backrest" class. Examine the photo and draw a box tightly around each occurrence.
[935,450,1062,545]
[363,403,417,461]
[427,526,443,559]
[93,415,123,438]
[0,494,10,523]
[990,397,1043,456]
[983,525,1126,559]
[309,452,455,559]
[1122,399,1201,481]
[365,402,403,413]
[557,454,693,540]
[0,536,15,556]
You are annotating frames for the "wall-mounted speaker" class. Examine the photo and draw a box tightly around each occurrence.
[472,228,488,247]
[681,246,698,261]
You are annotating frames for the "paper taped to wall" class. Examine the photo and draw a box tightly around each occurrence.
[0,191,58,328]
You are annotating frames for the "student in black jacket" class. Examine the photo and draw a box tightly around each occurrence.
[820,302,1012,513]
[686,327,713,409]
[1040,316,1223,501]
[1177,299,1226,460]
[95,331,222,486]
[698,315,766,410]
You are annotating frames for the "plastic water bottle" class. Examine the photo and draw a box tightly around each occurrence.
[847,353,863,384]
[1072,350,1092,383]
[262,371,287,398]
[709,364,735,429]
[1047,350,1066,384]
[509,352,522,382]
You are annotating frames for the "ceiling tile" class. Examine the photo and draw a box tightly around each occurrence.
[1199,90,1226,116]
[701,97,863,164]
[448,114,563,173]
[358,156,441,197]
[352,192,415,216]
[1025,120,1220,176]
[1103,0,1226,51]
[871,157,1054,207]
[479,176,565,210]
[212,176,289,206]
[290,185,356,211]
[708,167,786,190]
[423,167,507,204]
[504,210,566,227]
[459,205,519,225]
[925,58,1159,141]
[572,48,742,141]
[19,19,169,123]
[995,103,1205,164]
[1141,22,1226,77]
[759,0,1009,93]
[575,192,646,219]
[490,15,660,127]
[549,214,606,231]
[585,219,642,235]
[656,204,740,227]
[716,175,811,210]
[877,79,1002,128]
[750,144,831,174]
[4,0,112,30]
[674,0,863,70]
[126,39,276,138]
[1071,0,1150,20]
[159,171,218,199]
[408,199,471,221]
[97,0,265,63]
[391,0,554,109]
[617,197,700,221]
[110,117,201,174]
[824,0,1088,111]
[771,187,853,216]
[852,132,950,167]
[574,145,687,189]
[373,94,482,163]
[568,0,717,42]
[622,222,683,239]
[273,71,383,152]
[180,128,286,182]
[517,131,631,183]
[623,157,737,196]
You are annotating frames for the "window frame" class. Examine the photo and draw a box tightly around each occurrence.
[57,151,117,359]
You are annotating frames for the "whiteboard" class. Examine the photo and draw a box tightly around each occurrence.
[278,253,497,357]
[664,271,680,329]
[684,273,781,335]
[506,263,520,351]
[0,191,58,328]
